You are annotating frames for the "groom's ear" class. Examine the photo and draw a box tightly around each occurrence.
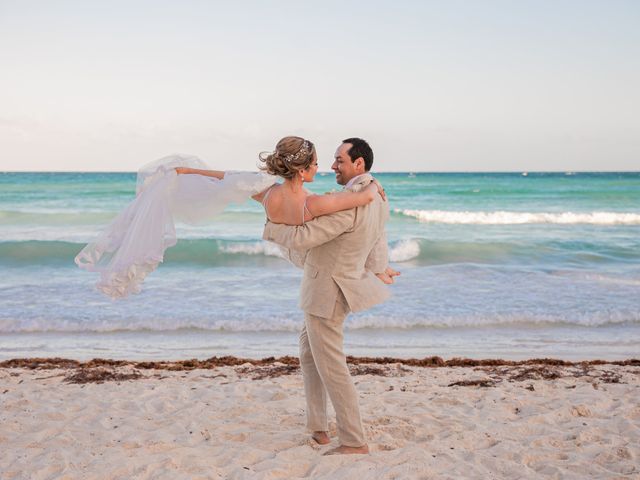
[353,156,365,171]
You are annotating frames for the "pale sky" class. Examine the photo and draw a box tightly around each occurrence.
[1,0,638,172]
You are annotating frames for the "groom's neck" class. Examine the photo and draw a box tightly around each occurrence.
[340,170,368,186]
[342,171,370,188]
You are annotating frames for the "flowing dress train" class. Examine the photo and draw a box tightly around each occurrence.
[75,154,278,299]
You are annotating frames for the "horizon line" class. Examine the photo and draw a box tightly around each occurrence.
[2,170,639,174]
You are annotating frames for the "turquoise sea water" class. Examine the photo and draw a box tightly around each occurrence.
[1,171,639,360]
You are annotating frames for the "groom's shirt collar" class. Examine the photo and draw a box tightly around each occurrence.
[344,173,369,189]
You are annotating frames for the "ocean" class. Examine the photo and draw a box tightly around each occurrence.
[1,170,639,361]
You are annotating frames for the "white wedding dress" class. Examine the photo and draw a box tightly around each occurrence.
[75,154,279,299]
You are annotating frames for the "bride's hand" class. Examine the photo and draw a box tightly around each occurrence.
[369,179,386,201]
[175,167,191,175]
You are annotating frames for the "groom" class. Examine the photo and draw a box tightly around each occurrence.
[263,137,394,455]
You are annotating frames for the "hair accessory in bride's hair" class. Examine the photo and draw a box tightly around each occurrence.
[282,139,312,163]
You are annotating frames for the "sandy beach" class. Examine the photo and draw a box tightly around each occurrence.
[0,356,638,479]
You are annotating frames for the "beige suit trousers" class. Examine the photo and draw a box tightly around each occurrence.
[298,293,366,447]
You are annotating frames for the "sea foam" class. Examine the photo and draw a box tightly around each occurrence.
[397,209,640,225]
[388,239,421,262]
[2,310,638,333]
[219,241,283,257]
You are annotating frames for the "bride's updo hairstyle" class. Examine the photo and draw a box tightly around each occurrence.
[259,136,316,180]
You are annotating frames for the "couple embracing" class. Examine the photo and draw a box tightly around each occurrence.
[76,136,399,456]
[262,137,398,455]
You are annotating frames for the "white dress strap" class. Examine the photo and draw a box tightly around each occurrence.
[302,197,314,225]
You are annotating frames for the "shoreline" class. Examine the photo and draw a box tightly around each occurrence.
[4,324,639,363]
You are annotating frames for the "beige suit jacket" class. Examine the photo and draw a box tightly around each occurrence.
[263,174,391,319]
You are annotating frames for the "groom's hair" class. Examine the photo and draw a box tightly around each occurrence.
[342,137,373,171]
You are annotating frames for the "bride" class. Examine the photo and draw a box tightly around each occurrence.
[75,136,393,299]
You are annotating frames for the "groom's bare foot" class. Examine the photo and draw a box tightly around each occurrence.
[312,431,331,445]
[322,444,369,455]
